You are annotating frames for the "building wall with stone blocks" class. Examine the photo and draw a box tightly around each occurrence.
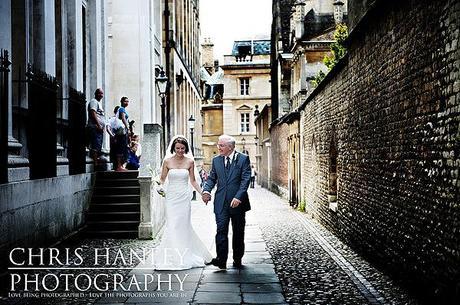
[270,123,289,198]
[221,53,271,167]
[0,174,94,272]
[107,0,163,136]
[202,105,224,170]
[0,0,108,277]
[255,105,272,189]
[299,0,460,302]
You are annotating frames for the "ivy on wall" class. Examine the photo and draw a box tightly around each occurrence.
[313,23,348,86]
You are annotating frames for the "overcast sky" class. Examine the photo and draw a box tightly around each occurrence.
[199,0,272,62]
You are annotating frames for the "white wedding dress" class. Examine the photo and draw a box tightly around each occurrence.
[152,168,212,270]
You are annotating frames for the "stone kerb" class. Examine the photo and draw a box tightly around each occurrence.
[138,123,165,239]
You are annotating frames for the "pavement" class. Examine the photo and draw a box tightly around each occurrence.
[93,185,417,305]
[1,185,419,305]
[94,185,287,305]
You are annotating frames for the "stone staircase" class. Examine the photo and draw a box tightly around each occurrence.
[84,171,140,238]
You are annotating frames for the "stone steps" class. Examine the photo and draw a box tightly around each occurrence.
[83,171,140,238]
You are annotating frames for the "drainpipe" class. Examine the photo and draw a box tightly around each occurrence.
[164,0,171,144]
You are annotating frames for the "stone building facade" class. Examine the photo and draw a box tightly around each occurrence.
[254,104,272,189]
[106,0,163,136]
[108,0,202,161]
[0,0,109,273]
[165,0,203,161]
[201,39,271,171]
[273,0,460,302]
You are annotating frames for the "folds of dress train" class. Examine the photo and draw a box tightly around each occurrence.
[152,169,212,270]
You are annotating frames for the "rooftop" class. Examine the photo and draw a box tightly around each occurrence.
[231,40,271,56]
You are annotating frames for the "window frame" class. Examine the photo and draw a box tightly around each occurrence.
[240,77,250,96]
[240,112,251,133]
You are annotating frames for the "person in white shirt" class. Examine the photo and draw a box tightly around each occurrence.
[87,88,105,167]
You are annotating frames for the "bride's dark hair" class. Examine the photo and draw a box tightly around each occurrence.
[171,137,190,154]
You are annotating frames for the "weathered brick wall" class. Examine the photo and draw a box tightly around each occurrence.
[270,123,289,197]
[299,0,460,302]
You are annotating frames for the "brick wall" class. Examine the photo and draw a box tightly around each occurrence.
[299,0,460,302]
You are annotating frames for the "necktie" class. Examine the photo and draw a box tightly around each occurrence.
[225,156,231,170]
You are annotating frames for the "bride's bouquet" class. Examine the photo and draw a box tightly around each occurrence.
[147,164,165,197]
[154,176,165,197]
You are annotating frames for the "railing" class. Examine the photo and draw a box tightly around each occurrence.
[0,49,11,184]
[12,65,28,156]
[235,54,253,62]
[56,85,68,170]
[67,88,87,174]
[26,64,58,179]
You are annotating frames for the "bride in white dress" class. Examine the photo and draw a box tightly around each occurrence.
[152,136,212,270]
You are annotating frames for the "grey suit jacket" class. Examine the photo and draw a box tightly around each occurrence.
[203,152,251,214]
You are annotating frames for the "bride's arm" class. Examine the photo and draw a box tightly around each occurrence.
[159,160,169,184]
[188,160,202,195]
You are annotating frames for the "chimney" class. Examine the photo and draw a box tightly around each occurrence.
[333,0,345,24]
[201,37,214,69]
[290,1,306,41]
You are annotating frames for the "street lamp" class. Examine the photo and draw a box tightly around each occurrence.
[155,65,169,156]
[188,115,196,155]
[188,115,196,200]
[241,137,249,155]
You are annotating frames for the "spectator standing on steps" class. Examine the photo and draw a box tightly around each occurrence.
[108,106,120,169]
[87,88,106,168]
[126,142,140,170]
[115,96,130,171]
[132,134,142,159]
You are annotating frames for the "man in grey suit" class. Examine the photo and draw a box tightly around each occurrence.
[202,135,251,269]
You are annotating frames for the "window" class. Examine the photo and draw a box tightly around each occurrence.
[240,78,250,95]
[240,113,250,133]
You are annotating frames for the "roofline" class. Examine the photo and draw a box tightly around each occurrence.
[220,63,271,70]
[254,103,271,124]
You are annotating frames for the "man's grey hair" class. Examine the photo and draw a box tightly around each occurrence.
[219,135,236,148]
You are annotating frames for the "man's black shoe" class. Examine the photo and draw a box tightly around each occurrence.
[210,258,226,269]
[233,259,242,268]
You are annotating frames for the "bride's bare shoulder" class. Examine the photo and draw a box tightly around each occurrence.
[185,156,195,166]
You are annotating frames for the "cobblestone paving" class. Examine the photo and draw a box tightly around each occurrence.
[1,186,423,305]
[248,186,420,305]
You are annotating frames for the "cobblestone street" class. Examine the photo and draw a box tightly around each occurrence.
[249,186,419,305]
[2,185,421,305]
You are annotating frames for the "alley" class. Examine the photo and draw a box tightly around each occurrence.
[3,185,420,305]
[94,185,419,305]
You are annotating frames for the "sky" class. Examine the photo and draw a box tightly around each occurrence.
[199,0,272,62]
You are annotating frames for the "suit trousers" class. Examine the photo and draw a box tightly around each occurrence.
[214,207,246,263]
